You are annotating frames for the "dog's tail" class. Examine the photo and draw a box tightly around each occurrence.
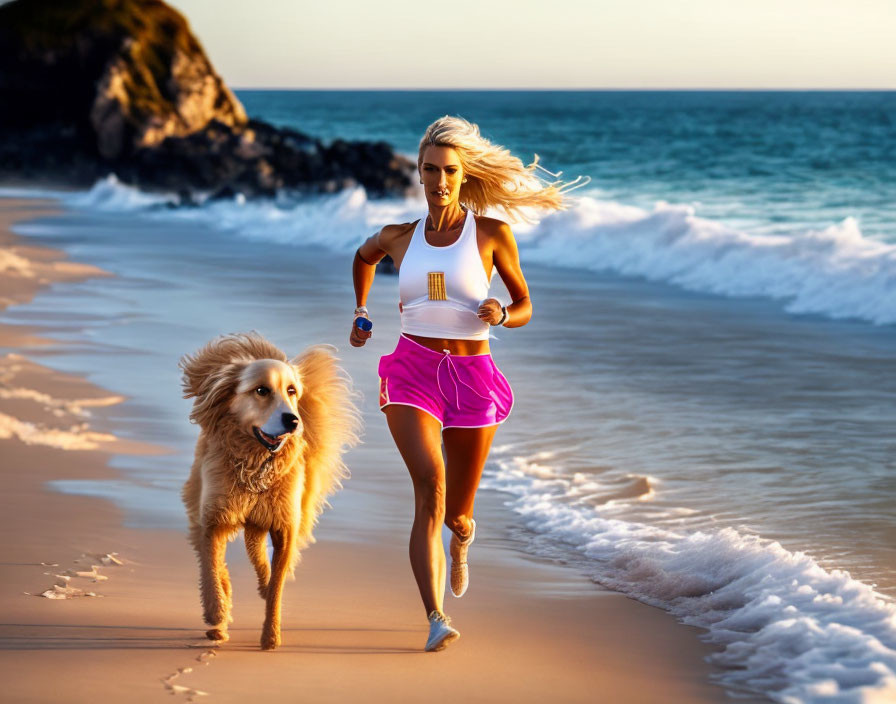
[291,345,362,553]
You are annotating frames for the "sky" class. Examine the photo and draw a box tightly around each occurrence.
[170,0,895,89]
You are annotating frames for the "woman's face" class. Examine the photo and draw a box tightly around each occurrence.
[420,145,465,207]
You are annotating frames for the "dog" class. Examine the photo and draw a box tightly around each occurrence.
[180,332,359,650]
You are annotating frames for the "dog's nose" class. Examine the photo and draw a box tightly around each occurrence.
[281,412,300,433]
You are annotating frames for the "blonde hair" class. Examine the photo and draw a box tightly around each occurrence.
[418,115,586,223]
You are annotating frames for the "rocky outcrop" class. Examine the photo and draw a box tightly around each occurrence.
[0,0,413,199]
[88,36,248,160]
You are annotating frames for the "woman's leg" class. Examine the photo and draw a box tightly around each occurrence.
[384,404,447,616]
[443,425,498,539]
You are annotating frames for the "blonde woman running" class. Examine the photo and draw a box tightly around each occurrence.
[350,116,571,651]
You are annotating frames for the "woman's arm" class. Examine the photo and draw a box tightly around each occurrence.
[477,221,532,328]
[349,231,388,347]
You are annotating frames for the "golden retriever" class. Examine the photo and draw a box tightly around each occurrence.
[180,332,359,650]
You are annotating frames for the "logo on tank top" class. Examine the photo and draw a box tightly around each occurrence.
[427,271,447,300]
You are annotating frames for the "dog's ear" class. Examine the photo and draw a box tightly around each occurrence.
[290,345,361,546]
[179,335,262,426]
[181,360,243,427]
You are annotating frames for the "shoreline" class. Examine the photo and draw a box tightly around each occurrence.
[0,194,747,702]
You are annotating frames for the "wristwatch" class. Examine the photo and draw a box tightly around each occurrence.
[495,305,508,326]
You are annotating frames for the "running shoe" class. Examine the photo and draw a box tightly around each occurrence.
[425,610,460,652]
[449,519,475,597]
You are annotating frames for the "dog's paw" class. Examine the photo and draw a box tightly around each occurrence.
[260,627,281,651]
[257,583,269,600]
[206,628,229,642]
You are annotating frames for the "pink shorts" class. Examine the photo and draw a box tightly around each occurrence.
[378,334,514,429]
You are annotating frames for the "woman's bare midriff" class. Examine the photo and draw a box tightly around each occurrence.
[404,333,490,356]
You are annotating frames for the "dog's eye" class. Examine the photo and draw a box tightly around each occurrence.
[255,386,271,397]
[287,386,297,396]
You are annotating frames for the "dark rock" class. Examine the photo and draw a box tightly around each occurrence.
[0,0,415,199]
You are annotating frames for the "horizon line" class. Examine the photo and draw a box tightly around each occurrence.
[231,86,896,93]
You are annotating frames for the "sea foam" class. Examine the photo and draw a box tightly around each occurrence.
[21,174,892,327]
[483,450,896,703]
[513,197,896,326]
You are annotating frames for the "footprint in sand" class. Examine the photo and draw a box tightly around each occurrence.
[26,551,212,701]
[161,649,217,702]
[25,551,122,599]
[161,666,210,702]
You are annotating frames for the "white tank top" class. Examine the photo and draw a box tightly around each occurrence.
[399,208,492,341]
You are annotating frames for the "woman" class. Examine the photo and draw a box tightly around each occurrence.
[349,116,567,652]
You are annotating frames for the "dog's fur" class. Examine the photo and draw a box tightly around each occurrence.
[180,333,360,650]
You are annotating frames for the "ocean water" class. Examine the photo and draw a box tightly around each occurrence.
[2,91,896,703]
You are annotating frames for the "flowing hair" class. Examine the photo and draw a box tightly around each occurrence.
[417,115,588,223]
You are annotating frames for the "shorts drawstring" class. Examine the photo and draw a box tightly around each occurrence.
[437,349,492,408]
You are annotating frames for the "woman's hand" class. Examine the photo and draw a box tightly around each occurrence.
[477,298,505,326]
[349,314,372,347]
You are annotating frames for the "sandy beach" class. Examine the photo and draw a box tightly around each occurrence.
[0,194,750,702]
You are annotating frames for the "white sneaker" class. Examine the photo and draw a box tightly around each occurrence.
[449,519,475,598]
[425,610,460,652]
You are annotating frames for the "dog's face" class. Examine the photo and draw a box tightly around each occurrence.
[230,359,304,452]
